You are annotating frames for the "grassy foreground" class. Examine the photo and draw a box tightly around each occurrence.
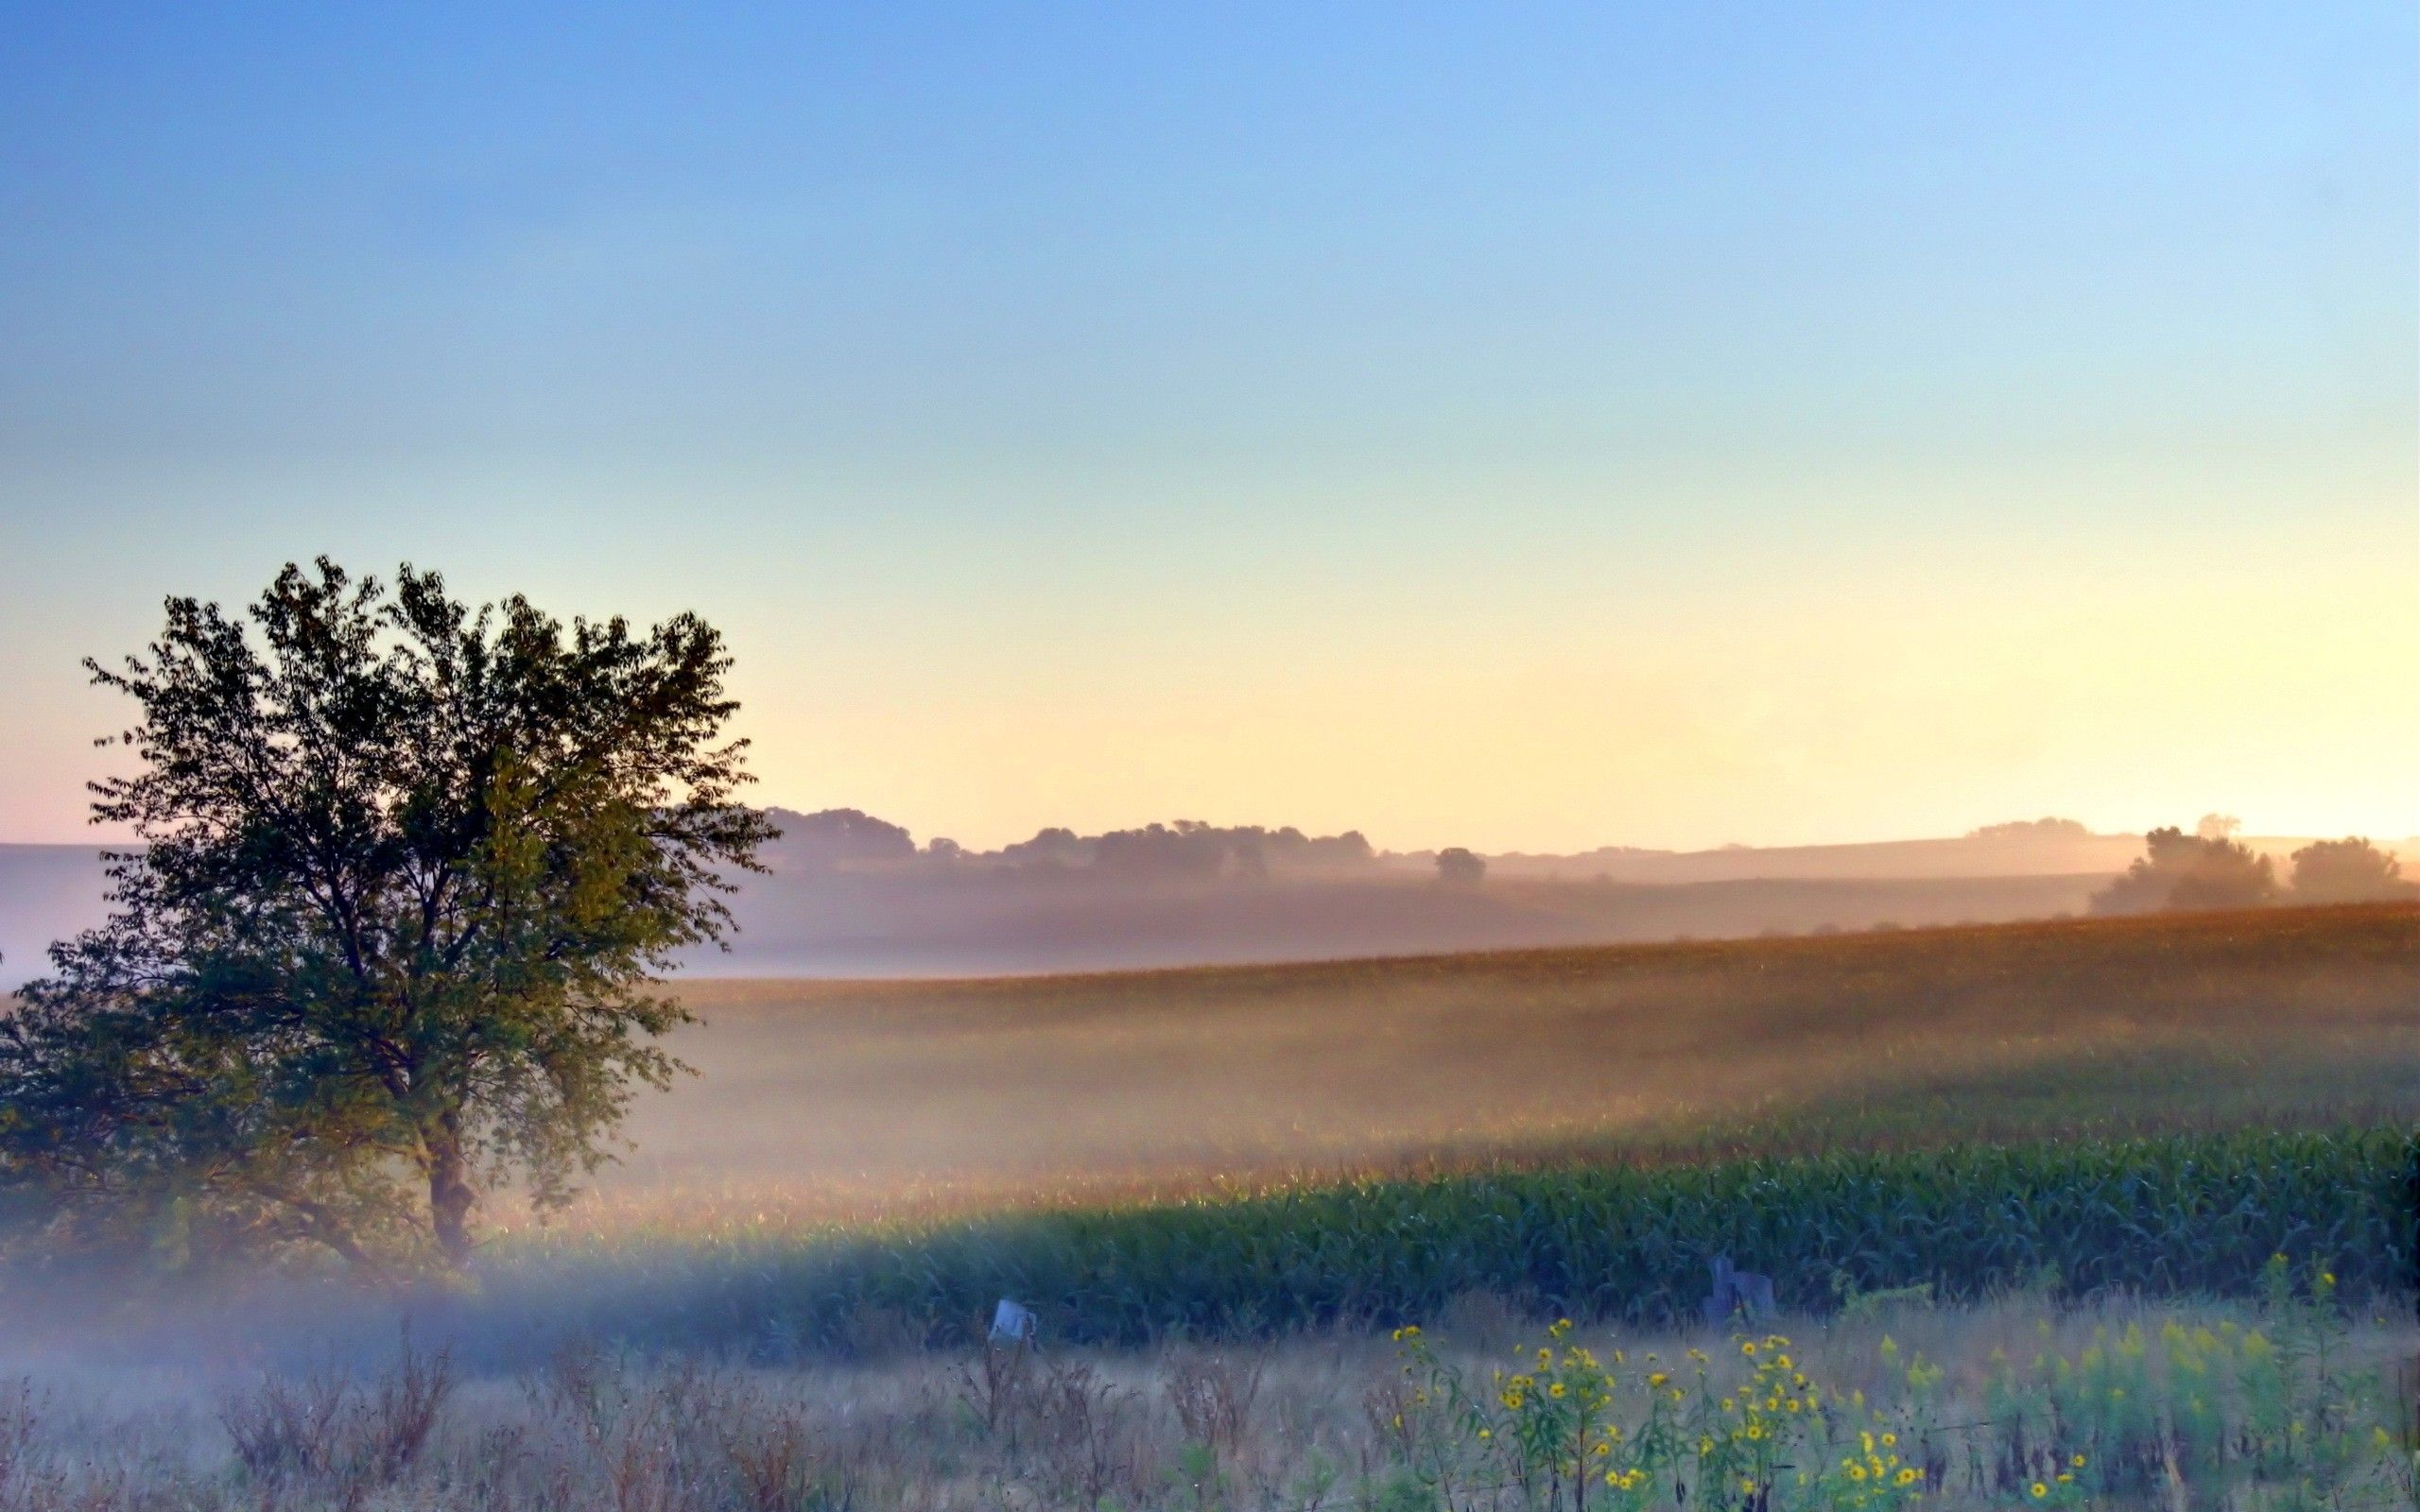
[4,1289,2411,1510]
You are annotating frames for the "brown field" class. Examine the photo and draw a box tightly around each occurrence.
[598,902,2420,1226]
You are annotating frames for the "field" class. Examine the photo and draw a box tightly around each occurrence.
[602,902,2420,1221]
[201,902,2401,1364]
[3,904,2415,1509]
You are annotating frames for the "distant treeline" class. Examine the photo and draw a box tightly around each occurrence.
[2089,821,2415,916]
[766,809,1381,880]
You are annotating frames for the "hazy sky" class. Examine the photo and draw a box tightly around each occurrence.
[3,4,2413,853]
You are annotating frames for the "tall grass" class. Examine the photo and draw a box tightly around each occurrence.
[0,1293,2406,1510]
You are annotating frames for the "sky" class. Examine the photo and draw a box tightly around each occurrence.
[1,3,2413,854]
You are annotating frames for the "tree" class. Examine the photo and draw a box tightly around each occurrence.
[1434,848,1487,887]
[2288,837,2411,904]
[768,808,914,869]
[2089,826,2276,916]
[0,560,775,1276]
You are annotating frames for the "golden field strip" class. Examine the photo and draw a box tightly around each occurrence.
[588,902,2420,1229]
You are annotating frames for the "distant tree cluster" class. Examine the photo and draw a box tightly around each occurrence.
[764,814,1384,882]
[1014,820,1378,880]
[765,807,916,868]
[2285,837,2413,904]
[743,809,1425,888]
[1967,817,2092,841]
[2091,824,2411,916]
[1433,848,1487,887]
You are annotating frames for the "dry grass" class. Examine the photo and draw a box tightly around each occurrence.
[0,1292,2408,1510]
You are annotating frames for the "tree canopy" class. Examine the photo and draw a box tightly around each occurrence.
[1434,847,1487,887]
[0,560,775,1276]
[2288,837,2411,904]
[2089,826,2276,916]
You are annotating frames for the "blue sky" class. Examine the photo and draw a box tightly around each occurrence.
[2,4,2412,850]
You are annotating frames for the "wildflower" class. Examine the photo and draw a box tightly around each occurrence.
[2031,1483,2048,1500]
[1647,1372,1668,1388]
[1478,1429,1492,1439]
[1747,1425,1765,1441]
[1880,1433,1896,1449]
[1548,1383,1566,1399]
[2056,1473,2072,1485]
[1895,1469,1918,1486]
[1848,1465,1868,1483]
[2070,1454,2085,1469]
[1741,1339,1759,1355]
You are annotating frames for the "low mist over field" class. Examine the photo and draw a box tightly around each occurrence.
[596,904,2420,1221]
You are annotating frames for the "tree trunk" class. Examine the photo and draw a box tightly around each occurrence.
[424,1120,478,1269]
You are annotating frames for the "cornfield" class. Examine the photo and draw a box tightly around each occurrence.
[474,1125,2415,1355]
